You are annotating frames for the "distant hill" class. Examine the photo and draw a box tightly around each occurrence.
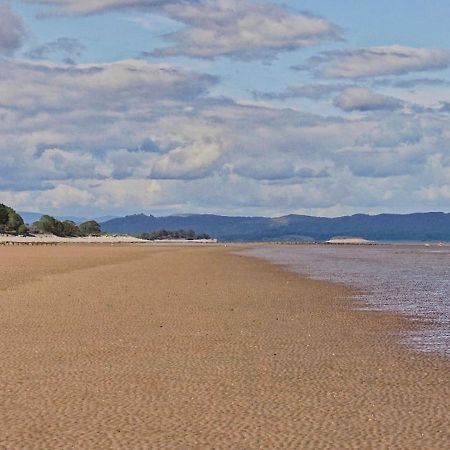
[100,212,450,242]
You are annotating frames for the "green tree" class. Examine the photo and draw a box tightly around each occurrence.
[0,204,25,234]
[34,215,56,234]
[136,229,212,241]
[34,215,65,236]
[8,211,24,231]
[79,220,101,236]
[0,204,9,226]
[17,224,29,236]
[62,220,81,237]
[33,216,85,237]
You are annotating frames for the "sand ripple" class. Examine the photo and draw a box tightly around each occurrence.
[0,245,448,448]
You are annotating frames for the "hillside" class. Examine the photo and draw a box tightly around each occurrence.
[100,212,450,242]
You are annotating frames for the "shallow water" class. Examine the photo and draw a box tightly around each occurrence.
[241,244,450,356]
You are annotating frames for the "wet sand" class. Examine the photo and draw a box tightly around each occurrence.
[0,245,449,449]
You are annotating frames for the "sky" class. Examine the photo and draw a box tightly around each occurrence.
[1,0,450,217]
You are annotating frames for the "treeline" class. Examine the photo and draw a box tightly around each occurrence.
[137,229,211,241]
[0,203,101,237]
[0,204,27,235]
[31,216,101,237]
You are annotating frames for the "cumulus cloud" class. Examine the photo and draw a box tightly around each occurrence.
[151,140,222,179]
[333,88,404,112]
[1,56,449,215]
[0,58,216,112]
[254,84,348,101]
[336,147,425,178]
[0,57,219,189]
[153,0,340,60]
[0,3,26,54]
[438,101,450,112]
[232,158,329,181]
[28,0,340,60]
[25,0,165,14]
[296,45,450,78]
[374,78,450,89]
[37,184,93,208]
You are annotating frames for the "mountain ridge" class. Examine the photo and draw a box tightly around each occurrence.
[100,212,450,242]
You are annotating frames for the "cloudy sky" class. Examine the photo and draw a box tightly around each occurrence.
[1,0,450,217]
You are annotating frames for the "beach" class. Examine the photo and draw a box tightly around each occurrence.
[0,244,448,449]
[0,234,217,245]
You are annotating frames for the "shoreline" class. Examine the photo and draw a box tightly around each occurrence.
[0,234,217,245]
[0,244,448,448]
[239,248,442,358]
[241,243,450,357]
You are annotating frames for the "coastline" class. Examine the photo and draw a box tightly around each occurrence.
[241,243,450,356]
[0,234,217,245]
[0,244,448,448]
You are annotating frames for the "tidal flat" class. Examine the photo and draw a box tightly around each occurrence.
[0,244,448,448]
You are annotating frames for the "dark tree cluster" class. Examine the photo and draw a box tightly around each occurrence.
[137,229,211,241]
[0,204,27,235]
[31,216,101,237]
[0,203,103,238]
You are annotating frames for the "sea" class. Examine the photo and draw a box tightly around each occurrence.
[241,243,450,356]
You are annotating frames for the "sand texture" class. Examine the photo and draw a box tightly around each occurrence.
[0,245,449,449]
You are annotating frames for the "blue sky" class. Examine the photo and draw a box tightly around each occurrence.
[1,0,449,217]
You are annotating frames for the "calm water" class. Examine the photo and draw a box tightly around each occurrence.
[241,244,450,355]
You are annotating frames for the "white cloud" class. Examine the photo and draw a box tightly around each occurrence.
[0,58,216,112]
[254,83,348,101]
[151,140,223,179]
[1,56,450,215]
[333,88,403,112]
[36,184,93,209]
[420,185,450,201]
[0,4,26,54]
[28,0,340,60]
[298,46,450,78]
[155,0,340,60]
[232,157,329,181]
[26,0,164,14]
